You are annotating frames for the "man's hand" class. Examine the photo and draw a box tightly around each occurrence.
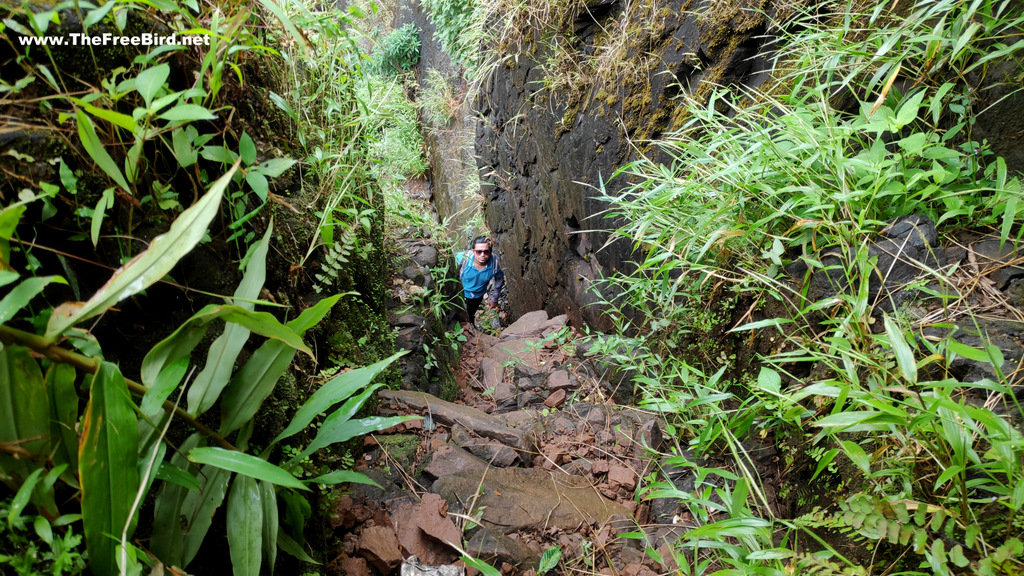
[488,300,498,310]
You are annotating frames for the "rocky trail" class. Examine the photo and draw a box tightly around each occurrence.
[331,310,705,576]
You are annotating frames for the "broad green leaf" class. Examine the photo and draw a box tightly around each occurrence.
[76,109,131,193]
[883,314,917,384]
[239,132,256,165]
[258,158,296,178]
[840,440,870,475]
[200,145,237,164]
[45,165,236,339]
[219,340,297,435]
[728,318,792,332]
[308,470,381,487]
[151,433,200,565]
[287,293,345,333]
[83,0,116,27]
[190,447,307,490]
[0,271,19,289]
[90,187,114,247]
[158,104,217,122]
[140,319,207,389]
[246,171,269,202]
[188,225,272,417]
[0,276,65,326]
[278,531,318,564]
[275,352,402,443]
[181,464,232,567]
[80,362,139,576]
[227,475,263,576]
[756,367,781,392]
[1001,194,1018,245]
[951,22,981,63]
[538,545,562,575]
[139,302,303,391]
[814,410,902,430]
[895,89,927,128]
[9,468,44,526]
[293,415,415,462]
[260,481,278,575]
[46,363,79,487]
[172,127,199,167]
[135,63,169,106]
[219,296,345,435]
[140,357,189,418]
[461,555,502,576]
[0,346,52,506]
[0,205,26,240]
[945,339,992,363]
[154,461,201,492]
[125,139,144,183]
[73,98,138,132]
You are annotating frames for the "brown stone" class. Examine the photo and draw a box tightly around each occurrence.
[608,464,637,490]
[484,338,548,371]
[465,442,519,467]
[357,525,402,573]
[381,390,536,453]
[591,460,609,475]
[423,444,489,479]
[500,310,549,339]
[341,555,372,576]
[393,499,453,566]
[432,466,630,533]
[544,389,566,408]
[416,493,462,552]
[466,527,540,568]
[545,370,573,391]
[480,357,504,392]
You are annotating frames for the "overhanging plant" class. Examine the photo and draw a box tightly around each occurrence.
[0,166,411,575]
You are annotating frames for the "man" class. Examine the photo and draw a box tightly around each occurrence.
[456,236,504,325]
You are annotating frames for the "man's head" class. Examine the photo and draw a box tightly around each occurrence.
[472,236,492,265]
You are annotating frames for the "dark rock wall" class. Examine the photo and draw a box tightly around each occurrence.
[474,0,786,329]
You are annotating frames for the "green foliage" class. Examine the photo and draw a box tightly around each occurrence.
[797,495,1024,576]
[313,224,367,294]
[0,474,86,576]
[599,0,1024,574]
[419,0,482,66]
[538,545,562,574]
[1,2,403,576]
[0,222,407,575]
[418,69,463,125]
[358,75,429,182]
[368,23,421,75]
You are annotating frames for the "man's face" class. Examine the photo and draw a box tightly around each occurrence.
[473,242,491,265]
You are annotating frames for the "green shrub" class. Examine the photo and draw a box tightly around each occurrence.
[420,0,481,66]
[358,75,429,180]
[598,0,1024,573]
[419,69,463,124]
[369,23,421,75]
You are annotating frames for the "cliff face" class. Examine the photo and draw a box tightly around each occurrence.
[472,0,1024,329]
[474,0,788,328]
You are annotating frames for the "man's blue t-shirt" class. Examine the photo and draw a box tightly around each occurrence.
[456,252,503,300]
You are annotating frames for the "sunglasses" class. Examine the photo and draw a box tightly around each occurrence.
[474,249,491,255]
